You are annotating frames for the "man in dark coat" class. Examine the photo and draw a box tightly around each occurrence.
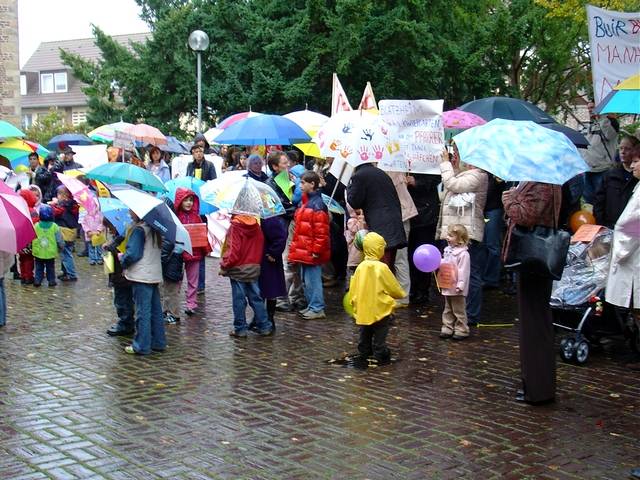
[60,146,83,171]
[186,145,217,181]
[347,163,406,270]
[193,133,214,155]
[593,134,638,228]
[406,173,441,304]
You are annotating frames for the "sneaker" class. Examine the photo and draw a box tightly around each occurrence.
[229,330,248,338]
[124,345,136,354]
[439,331,453,339]
[247,320,258,332]
[60,275,78,282]
[48,282,57,287]
[395,300,409,308]
[184,309,195,316]
[97,260,103,265]
[293,300,308,310]
[302,310,326,320]
[275,303,294,312]
[298,307,310,316]
[164,313,179,324]
[452,334,469,341]
[197,288,205,295]
[257,329,273,336]
[107,324,134,336]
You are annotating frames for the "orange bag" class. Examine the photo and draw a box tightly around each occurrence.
[437,263,458,290]
[184,223,209,248]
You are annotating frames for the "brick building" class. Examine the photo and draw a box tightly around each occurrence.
[0,0,21,126]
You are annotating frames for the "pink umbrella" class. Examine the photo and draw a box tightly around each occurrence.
[0,180,36,254]
[56,172,98,214]
[442,109,487,129]
[123,123,167,145]
[217,111,262,129]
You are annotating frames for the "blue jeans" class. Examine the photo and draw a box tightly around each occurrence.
[198,257,205,290]
[113,285,135,331]
[0,278,6,326]
[131,282,166,354]
[466,240,486,325]
[583,171,605,205]
[301,264,324,313]
[34,258,56,285]
[61,241,77,279]
[88,245,103,263]
[230,279,271,334]
[482,209,504,287]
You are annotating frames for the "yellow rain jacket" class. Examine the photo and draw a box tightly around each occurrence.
[349,232,406,325]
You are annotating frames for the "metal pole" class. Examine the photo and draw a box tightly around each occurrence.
[197,51,202,132]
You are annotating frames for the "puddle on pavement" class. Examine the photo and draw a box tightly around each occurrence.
[326,354,400,370]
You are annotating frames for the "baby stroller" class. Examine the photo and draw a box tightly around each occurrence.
[550,228,640,364]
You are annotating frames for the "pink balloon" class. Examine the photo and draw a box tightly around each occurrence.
[413,244,441,273]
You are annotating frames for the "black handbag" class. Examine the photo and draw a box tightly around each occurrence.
[504,189,570,280]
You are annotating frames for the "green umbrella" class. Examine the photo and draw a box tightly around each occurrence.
[85,162,167,193]
[0,120,25,138]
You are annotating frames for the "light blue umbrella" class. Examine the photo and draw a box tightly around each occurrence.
[85,162,167,193]
[161,176,217,215]
[594,89,640,115]
[453,119,589,185]
[213,114,311,146]
[98,197,132,235]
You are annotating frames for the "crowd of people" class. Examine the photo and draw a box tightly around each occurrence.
[1,107,639,409]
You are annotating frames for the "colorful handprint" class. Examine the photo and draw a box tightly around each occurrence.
[340,146,353,159]
[359,146,370,161]
[372,144,384,160]
[361,129,374,141]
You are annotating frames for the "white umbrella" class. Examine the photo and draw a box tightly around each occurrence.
[109,185,192,254]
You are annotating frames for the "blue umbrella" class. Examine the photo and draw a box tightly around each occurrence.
[141,136,188,154]
[213,114,312,146]
[98,197,132,235]
[47,133,94,151]
[453,119,589,185]
[594,89,640,115]
[85,162,167,193]
[162,176,217,215]
[321,194,345,215]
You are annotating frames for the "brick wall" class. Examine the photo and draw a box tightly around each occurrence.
[0,0,20,125]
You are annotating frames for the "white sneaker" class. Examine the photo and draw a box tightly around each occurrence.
[302,310,326,319]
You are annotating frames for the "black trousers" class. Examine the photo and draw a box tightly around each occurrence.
[358,316,391,361]
[518,272,556,402]
[408,224,437,299]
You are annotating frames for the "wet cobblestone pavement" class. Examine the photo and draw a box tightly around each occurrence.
[1,254,639,479]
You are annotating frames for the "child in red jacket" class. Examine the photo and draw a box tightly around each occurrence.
[18,189,39,284]
[288,171,330,319]
[174,188,211,316]
[220,214,273,337]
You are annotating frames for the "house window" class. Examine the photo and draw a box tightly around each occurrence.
[71,111,87,126]
[54,72,67,93]
[22,114,33,129]
[40,73,53,94]
[20,75,27,95]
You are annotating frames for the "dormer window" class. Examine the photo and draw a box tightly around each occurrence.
[40,72,67,93]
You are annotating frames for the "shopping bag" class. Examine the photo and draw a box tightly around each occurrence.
[60,227,77,242]
[184,223,209,248]
[91,232,107,247]
[437,263,457,290]
[102,251,115,274]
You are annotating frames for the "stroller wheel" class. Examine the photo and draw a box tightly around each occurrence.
[560,338,575,362]
[575,340,589,364]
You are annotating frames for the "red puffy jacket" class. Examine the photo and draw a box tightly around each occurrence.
[288,191,330,265]
[174,187,211,262]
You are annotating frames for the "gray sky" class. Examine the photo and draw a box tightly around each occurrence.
[18,0,150,67]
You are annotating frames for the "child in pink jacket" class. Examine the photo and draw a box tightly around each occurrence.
[439,224,471,340]
[345,203,367,287]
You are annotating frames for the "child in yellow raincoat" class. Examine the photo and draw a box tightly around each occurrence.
[349,232,405,366]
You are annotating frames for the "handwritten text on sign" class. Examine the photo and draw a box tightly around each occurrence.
[587,5,640,104]
[378,99,444,174]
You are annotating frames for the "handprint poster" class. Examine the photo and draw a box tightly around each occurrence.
[378,99,444,174]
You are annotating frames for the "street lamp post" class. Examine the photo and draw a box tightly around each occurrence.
[188,30,210,133]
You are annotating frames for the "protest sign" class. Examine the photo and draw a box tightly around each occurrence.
[378,100,444,174]
[587,5,640,104]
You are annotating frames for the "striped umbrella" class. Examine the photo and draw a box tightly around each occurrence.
[87,121,135,144]
[0,179,36,254]
[124,123,167,146]
[0,138,49,169]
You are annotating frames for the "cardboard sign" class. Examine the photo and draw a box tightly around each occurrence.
[183,223,209,248]
[437,262,458,290]
[571,224,604,243]
[587,5,640,104]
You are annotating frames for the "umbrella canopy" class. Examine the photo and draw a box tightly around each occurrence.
[442,109,487,129]
[594,73,640,115]
[213,114,311,146]
[201,175,284,218]
[541,123,589,148]
[453,119,589,185]
[157,136,189,154]
[123,123,167,145]
[56,172,97,213]
[203,127,224,145]
[98,197,132,236]
[458,97,556,123]
[0,139,49,169]
[0,120,25,138]
[217,111,262,129]
[0,180,36,253]
[162,176,217,215]
[47,133,94,151]
[87,121,135,144]
[284,110,329,159]
[314,110,394,168]
[109,184,192,254]
[85,162,167,193]
[321,193,345,215]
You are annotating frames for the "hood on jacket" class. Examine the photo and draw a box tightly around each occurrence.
[174,187,200,214]
[19,189,37,208]
[290,164,305,178]
[193,133,210,151]
[363,231,386,261]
